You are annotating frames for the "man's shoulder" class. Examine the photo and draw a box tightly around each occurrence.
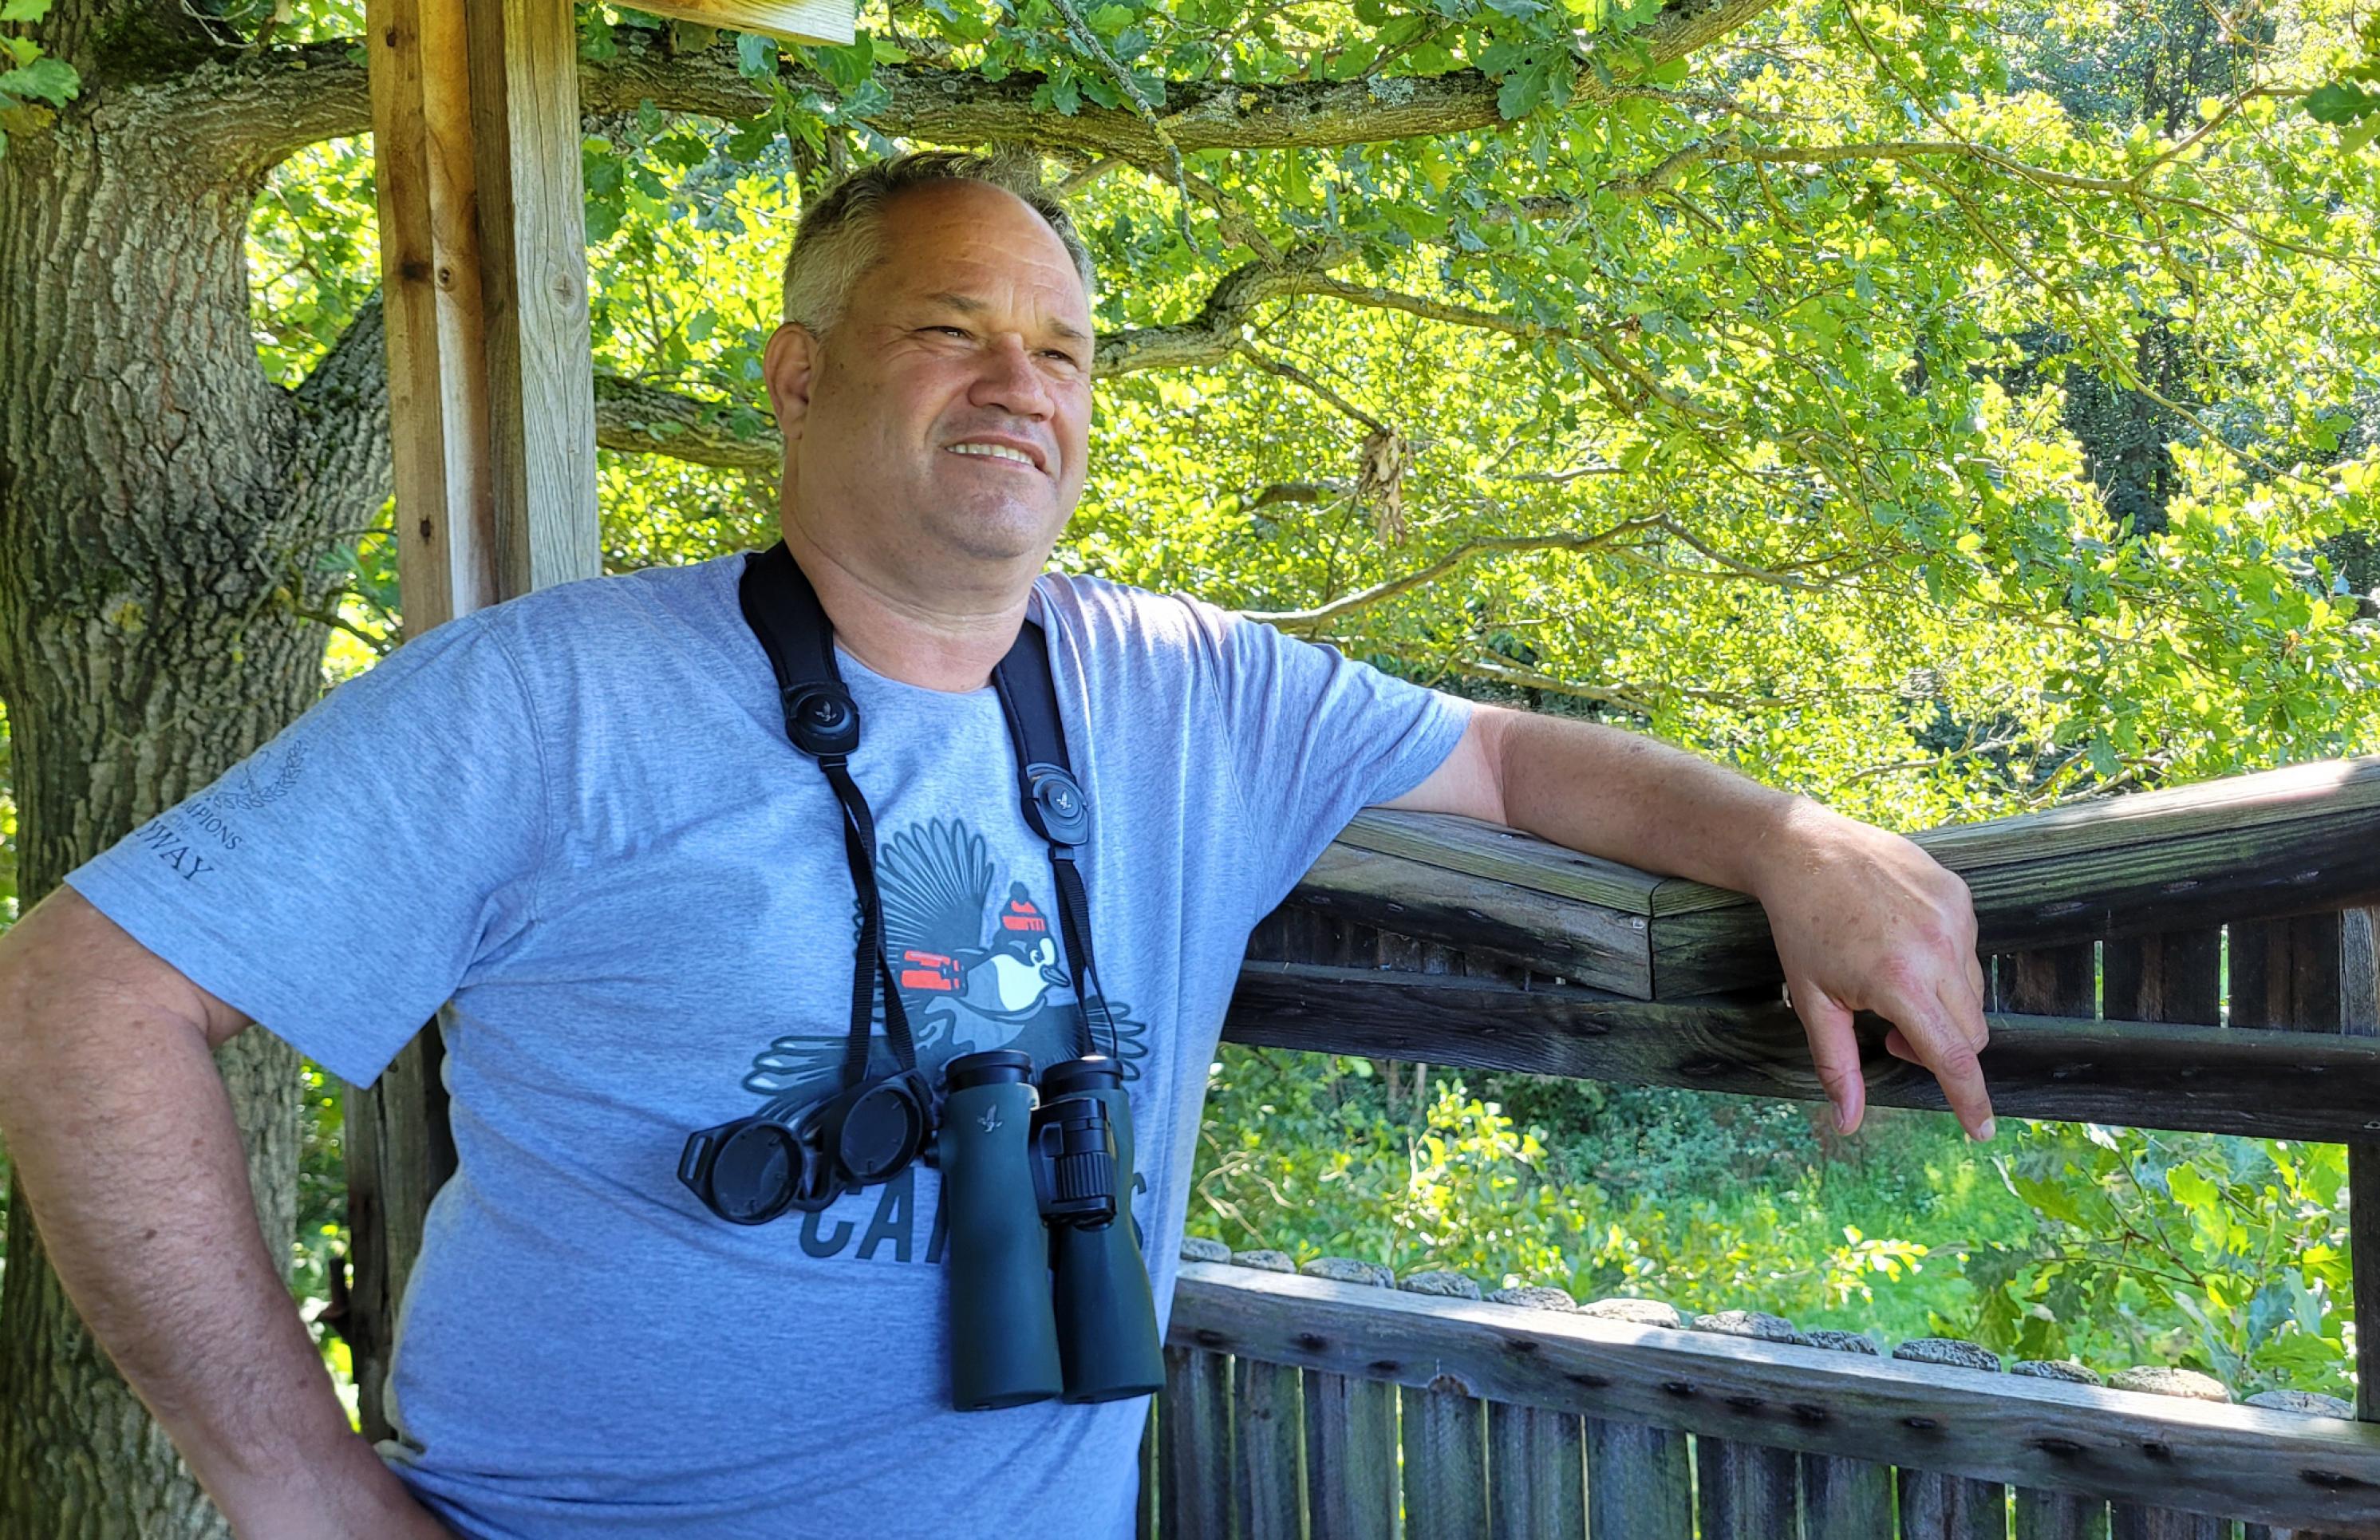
[1036,568,1234,664]
[464,553,750,678]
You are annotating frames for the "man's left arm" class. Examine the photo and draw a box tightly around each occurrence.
[1383,706,1993,1141]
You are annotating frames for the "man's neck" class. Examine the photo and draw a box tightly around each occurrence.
[779,519,1035,693]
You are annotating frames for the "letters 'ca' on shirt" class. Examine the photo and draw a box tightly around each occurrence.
[66,552,1470,1540]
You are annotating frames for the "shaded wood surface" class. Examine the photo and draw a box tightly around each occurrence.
[1402,1379,1487,1540]
[1304,759,2380,999]
[1162,1345,1233,1540]
[1166,1264,2380,1531]
[1585,1416,1693,1539]
[1488,1400,1584,1540]
[1224,965,2380,1142]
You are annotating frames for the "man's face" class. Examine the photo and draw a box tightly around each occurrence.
[768,180,1095,571]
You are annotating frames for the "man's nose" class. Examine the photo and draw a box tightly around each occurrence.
[969,334,1056,418]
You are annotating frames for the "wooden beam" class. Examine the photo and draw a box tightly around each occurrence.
[1222,963,2380,1142]
[354,0,599,1444]
[1296,756,2380,999]
[1167,1264,2380,1534]
[631,0,855,45]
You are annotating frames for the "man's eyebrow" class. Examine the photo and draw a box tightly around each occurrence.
[918,291,1091,346]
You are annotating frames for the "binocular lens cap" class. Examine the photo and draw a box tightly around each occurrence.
[839,1080,929,1182]
[712,1123,802,1225]
[1039,1055,1123,1099]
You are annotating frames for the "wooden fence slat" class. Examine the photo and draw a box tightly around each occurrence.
[1485,1287,1587,1540]
[1692,1311,1805,1540]
[2340,908,2380,1429]
[1301,1260,1399,1540]
[1399,1270,1489,1540]
[1801,1330,1895,1538]
[1888,1337,2008,1540]
[1573,1300,1694,1540]
[1232,1250,1308,1540]
[1140,1400,1158,1540]
[2007,1362,2110,1540]
[2238,1390,2361,1540]
[1166,1238,1237,1540]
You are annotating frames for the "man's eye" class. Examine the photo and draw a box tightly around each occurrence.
[926,326,969,338]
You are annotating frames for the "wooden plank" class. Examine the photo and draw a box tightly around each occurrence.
[1139,1401,1158,1540]
[1484,1287,1587,1540]
[2346,909,2380,1427]
[2015,1487,2110,1540]
[1289,842,1652,997]
[1399,1270,1489,1540]
[462,0,602,597]
[1336,809,1668,914]
[627,0,855,45]
[1224,965,2380,1143]
[1585,1416,1692,1539]
[1801,1332,1895,1538]
[1162,1342,1234,1540]
[1900,1462,2012,1538]
[1694,1312,1804,1540]
[1166,1263,2380,1531]
[1308,760,2380,1000]
[1301,1260,1399,1540]
[2104,931,2221,1028]
[1231,1250,1306,1539]
[2108,1510,2232,1538]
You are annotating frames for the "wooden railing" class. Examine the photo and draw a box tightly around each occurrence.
[1151,755,2380,1538]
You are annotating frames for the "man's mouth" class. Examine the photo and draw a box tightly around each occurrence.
[945,440,1046,473]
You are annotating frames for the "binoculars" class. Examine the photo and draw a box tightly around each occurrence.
[938,1049,1166,1410]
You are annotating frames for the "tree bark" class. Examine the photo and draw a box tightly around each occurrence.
[0,6,387,1531]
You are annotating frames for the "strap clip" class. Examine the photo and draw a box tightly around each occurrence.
[1024,762,1091,847]
[784,683,860,759]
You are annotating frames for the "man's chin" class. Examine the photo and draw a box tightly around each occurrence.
[926,501,1071,566]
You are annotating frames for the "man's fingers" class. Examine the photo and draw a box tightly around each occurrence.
[1786,977,1865,1135]
[1885,989,1995,1140]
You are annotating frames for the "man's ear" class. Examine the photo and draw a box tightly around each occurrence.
[763,322,822,444]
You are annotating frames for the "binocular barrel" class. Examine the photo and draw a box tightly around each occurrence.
[940,1050,1164,1412]
[940,1051,1065,1410]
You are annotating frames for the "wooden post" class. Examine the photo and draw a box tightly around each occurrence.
[353,0,599,1442]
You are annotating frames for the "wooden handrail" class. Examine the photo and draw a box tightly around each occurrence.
[1166,1262,2380,1534]
[1222,964,2380,1142]
[1293,755,2380,999]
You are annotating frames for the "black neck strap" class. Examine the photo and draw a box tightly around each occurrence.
[739,543,1117,1085]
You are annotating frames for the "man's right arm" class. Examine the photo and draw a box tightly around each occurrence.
[0,887,452,1538]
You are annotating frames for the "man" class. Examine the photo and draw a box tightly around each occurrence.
[0,153,1991,1538]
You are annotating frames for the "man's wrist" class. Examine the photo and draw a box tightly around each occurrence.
[1737,790,1834,904]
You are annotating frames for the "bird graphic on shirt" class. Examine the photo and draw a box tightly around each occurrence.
[740,816,1148,1117]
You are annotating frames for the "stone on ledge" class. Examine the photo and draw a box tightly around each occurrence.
[2107,1366,2229,1401]
[1577,1297,1683,1329]
[1230,1248,1297,1273]
[1486,1285,1578,1311]
[1892,1338,2002,1372]
[1397,1269,1484,1300]
[1301,1257,1395,1288]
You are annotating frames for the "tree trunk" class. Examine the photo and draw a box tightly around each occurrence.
[0,10,369,1531]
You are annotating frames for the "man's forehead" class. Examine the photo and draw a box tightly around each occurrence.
[869,187,1092,330]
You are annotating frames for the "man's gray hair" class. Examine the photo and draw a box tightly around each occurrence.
[780,152,1098,334]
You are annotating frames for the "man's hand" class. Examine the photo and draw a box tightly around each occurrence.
[1749,802,1992,1139]
[1388,706,1995,1138]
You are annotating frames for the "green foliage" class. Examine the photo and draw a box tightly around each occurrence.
[1964,1123,2351,1398]
[1193,1046,2031,1339]
[0,1,79,162]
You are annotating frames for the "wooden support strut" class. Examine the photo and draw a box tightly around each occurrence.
[353,0,601,1443]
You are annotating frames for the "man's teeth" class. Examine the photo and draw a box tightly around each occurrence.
[949,443,1036,467]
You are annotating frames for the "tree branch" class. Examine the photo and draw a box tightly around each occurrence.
[264,0,1778,160]
[286,291,393,539]
[594,376,780,470]
[1240,518,1670,631]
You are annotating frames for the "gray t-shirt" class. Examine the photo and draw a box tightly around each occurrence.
[67,552,1468,1539]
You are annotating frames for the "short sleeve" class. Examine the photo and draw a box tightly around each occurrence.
[64,612,550,1086]
[1197,604,1471,911]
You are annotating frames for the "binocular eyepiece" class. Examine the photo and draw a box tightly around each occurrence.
[678,1068,934,1225]
[939,1049,1165,1411]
